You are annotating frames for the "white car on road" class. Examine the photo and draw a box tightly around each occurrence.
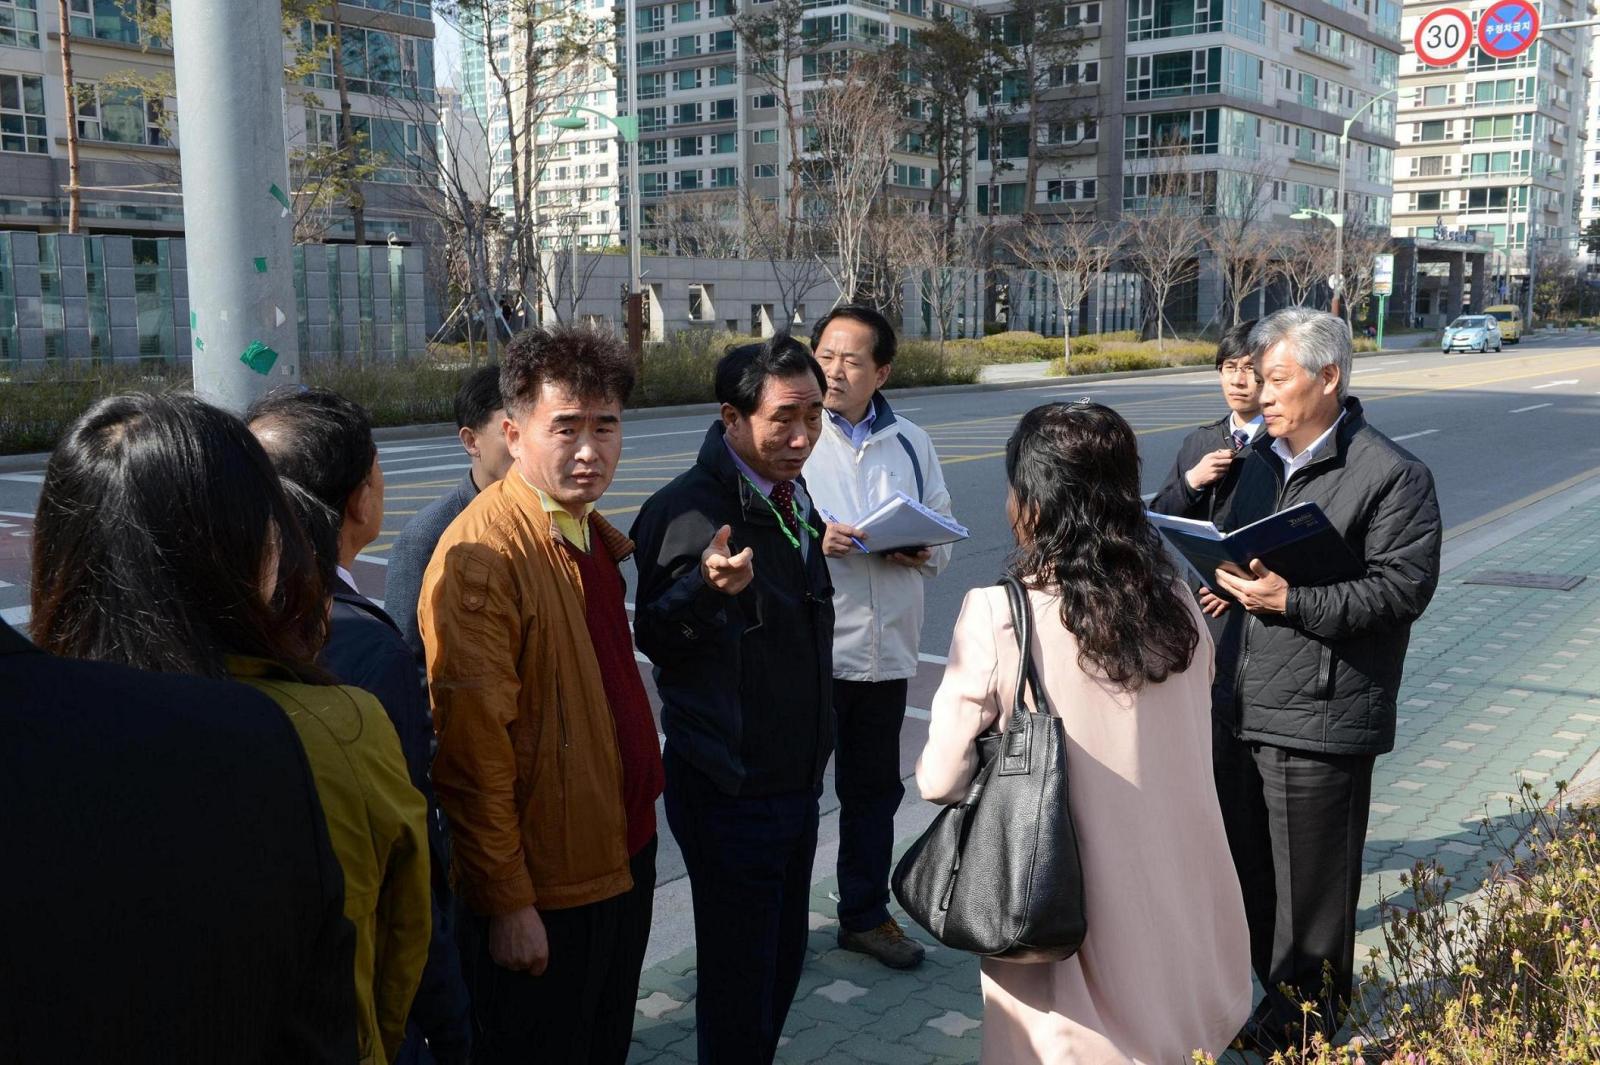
[1441,315,1502,353]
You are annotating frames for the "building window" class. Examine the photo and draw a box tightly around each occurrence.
[751,93,777,110]
[69,0,154,44]
[675,68,702,92]
[751,162,777,177]
[709,98,735,121]
[639,73,666,100]
[1414,119,1448,142]
[1045,178,1097,202]
[711,166,736,188]
[712,131,737,153]
[0,72,46,153]
[675,135,702,157]
[640,5,664,32]
[76,83,168,146]
[674,169,702,191]
[751,128,777,144]
[0,0,41,49]
[1064,1,1100,26]
[1415,190,1441,211]
[672,0,697,23]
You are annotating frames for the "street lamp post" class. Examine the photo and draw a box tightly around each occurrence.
[551,96,642,359]
[1290,85,1400,319]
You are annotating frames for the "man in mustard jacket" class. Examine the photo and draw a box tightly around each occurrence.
[420,325,664,1065]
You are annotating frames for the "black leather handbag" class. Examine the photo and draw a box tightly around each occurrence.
[891,576,1087,962]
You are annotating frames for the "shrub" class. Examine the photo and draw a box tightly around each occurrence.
[975,331,1063,364]
[892,341,982,387]
[1193,784,1600,1064]
[1046,339,1216,378]
[634,329,745,408]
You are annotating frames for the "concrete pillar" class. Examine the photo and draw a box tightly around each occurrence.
[171,0,299,409]
[1469,252,1488,313]
[1447,254,1465,318]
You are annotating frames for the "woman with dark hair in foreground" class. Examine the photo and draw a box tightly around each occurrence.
[916,401,1250,1064]
[31,391,432,1065]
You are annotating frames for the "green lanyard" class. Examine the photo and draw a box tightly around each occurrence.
[741,473,820,552]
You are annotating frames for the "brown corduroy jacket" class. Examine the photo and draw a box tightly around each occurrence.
[419,471,632,915]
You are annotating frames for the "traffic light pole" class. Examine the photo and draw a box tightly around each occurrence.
[170,0,300,411]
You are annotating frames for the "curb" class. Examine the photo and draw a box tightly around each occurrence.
[0,341,1448,468]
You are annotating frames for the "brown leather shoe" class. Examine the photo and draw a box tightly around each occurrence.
[837,918,926,970]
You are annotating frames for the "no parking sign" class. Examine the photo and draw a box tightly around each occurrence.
[1478,0,1540,59]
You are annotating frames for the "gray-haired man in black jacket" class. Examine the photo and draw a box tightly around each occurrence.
[1206,308,1441,1051]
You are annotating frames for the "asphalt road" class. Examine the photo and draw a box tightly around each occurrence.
[3,333,1600,644]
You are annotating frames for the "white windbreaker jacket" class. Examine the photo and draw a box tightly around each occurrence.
[803,393,954,683]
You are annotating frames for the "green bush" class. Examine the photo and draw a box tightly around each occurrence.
[974,331,1063,364]
[307,359,474,426]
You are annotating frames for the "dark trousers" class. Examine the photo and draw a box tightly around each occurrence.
[458,835,657,1065]
[832,677,909,933]
[1214,735,1374,1038]
[663,749,819,1065]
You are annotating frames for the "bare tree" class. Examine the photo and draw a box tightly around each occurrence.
[730,0,818,260]
[653,192,748,259]
[1333,213,1393,328]
[739,189,831,330]
[1004,216,1127,363]
[1123,144,1208,350]
[440,0,611,328]
[1203,160,1283,327]
[885,211,975,359]
[1278,225,1326,308]
[804,53,905,305]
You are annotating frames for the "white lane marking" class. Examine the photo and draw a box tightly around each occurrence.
[1141,491,1157,501]
[0,473,43,483]
[356,554,390,567]
[1353,360,1410,373]
[378,441,461,455]
[906,705,931,721]
[624,428,708,442]
[1509,403,1553,413]
[384,462,470,477]
[1530,379,1578,390]
[918,652,949,665]
[0,579,12,589]
[1393,429,1439,441]
[1,606,29,625]
[0,510,34,519]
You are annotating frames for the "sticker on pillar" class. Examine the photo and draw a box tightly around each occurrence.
[194,336,204,351]
[274,306,287,327]
[269,183,291,218]
[253,257,269,273]
[189,311,197,329]
[240,340,279,375]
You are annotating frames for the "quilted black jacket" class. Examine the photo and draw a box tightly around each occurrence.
[1215,397,1441,756]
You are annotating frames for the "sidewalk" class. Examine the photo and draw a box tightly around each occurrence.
[625,482,1600,1064]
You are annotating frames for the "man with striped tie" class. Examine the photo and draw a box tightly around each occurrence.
[1149,318,1263,523]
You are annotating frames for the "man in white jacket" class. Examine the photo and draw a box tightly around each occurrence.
[806,306,954,971]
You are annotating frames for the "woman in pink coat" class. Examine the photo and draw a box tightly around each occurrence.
[916,401,1251,1064]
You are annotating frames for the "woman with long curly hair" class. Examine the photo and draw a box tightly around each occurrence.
[916,401,1250,1063]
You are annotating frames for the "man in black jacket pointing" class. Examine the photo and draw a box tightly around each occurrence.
[1207,308,1441,1050]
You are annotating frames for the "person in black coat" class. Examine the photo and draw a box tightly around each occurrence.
[1204,309,1441,1051]
[1148,319,1262,524]
[386,365,513,666]
[0,618,357,1064]
[250,387,472,1065]
[631,337,835,1064]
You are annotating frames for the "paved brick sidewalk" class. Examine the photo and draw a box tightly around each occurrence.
[627,495,1600,1064]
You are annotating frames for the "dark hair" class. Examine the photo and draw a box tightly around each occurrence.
[246,386,375,515]
[31,392,330,681]
[279,478,341,595]
[1215,319,1258,370]
[500,324,636,419]
[715,334,827,417]
[1004,401,1199,691]
[455,363,504,432]
[810,304,897,367]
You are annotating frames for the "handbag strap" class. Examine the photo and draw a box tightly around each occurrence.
[996,577,1050,777]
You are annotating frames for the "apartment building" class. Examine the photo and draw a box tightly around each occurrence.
[1392,0,1588,311]
[458,0,621,250]
[1580,25,1600,270]
[0,0,438,243]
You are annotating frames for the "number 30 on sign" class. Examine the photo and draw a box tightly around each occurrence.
[1414,6,1473,66]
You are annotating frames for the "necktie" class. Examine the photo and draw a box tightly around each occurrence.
[769,480,801,539]
[1231,428,1251,452]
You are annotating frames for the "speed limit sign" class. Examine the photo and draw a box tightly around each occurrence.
[1414,6,1473,66]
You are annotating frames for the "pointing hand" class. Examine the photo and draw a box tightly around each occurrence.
[701,524,755,596]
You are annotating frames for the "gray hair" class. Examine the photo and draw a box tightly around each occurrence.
[1246,308,1352,401]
